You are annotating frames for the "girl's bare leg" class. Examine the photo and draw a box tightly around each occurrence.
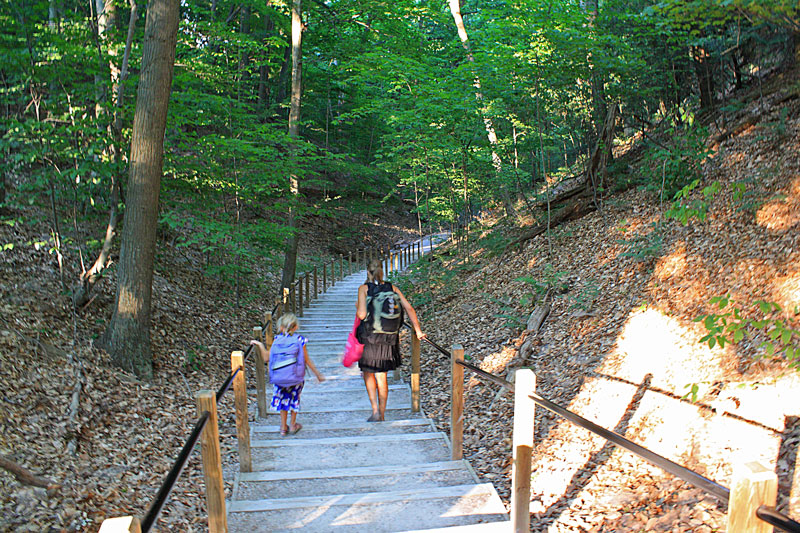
[363,372,380,421]
[280,411,288,433]
[290,411,298,429]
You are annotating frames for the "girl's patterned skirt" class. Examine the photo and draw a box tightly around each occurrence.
[271,383,303,412]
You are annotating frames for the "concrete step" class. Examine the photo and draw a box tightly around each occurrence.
[251,418,434,439]
[250,432,450,472]
[254,386,412,411]
[235,461,477,500]
[227,483,507,532]
[257,407,421,425]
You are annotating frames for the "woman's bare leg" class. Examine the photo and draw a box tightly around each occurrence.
[363,372,380,421]
[375,372,389,421]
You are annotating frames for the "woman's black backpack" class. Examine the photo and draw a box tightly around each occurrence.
[361,282,403,338]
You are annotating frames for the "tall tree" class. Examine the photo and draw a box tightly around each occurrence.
[448,0,517,219]
[280,0,303,292]
[98,0,180,379]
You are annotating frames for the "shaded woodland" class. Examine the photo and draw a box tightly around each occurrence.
[1,0,799,530]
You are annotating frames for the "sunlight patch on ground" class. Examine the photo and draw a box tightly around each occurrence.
[755,174,800,231]
[654,245,688,281]
[773,267,800,311]
[606,307,728,388]
[528,304,800,515]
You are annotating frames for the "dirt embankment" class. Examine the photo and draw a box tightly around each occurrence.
[400,73,800,532]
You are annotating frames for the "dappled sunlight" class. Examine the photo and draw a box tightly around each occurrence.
[605,307,729,388]
[654,245,687,281]
[755,174,800,231]
[772,267,800,312]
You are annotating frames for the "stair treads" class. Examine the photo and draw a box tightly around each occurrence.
[239,460,467,482]
[260,405,408,415]
[252,432,444,448]
[228,483,498,513]
[252,418,429,434]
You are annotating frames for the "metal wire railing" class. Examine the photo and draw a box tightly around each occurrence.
[411,325,800,532]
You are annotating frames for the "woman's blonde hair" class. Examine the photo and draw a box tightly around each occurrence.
[366,258,384,284]
[277,313,299,334]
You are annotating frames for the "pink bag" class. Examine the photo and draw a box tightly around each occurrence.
[343,316,364,367]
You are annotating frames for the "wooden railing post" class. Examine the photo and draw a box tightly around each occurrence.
[99,516,142,533]
[727,461,777,533]
[231,351,252,472]
[298,276,304,317]
[253,326,267,418]
[511,369,535,532]
[313,266,318,298]
[348,251,353,275]
[340,254,344,279]
[305,272,310,307]
[290,281,297,314]
[450,344,464,460]
[411,331,421,412]
[196,390,227,533]
[322,262,327,292]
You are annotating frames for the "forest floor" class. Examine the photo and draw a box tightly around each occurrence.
[1,72,799,532]
[0,197,420,531]
[398,68,800,531]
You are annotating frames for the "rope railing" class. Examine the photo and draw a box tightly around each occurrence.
[411,326,800,533]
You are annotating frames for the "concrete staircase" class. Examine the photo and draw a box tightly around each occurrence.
[227,248,510,531]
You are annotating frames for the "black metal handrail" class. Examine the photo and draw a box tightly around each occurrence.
[138,321,263,532]
[411,328,800,532]
[140,411,210,532]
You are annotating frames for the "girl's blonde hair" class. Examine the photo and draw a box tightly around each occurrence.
[277,313,299,333]
[366,258,384,284]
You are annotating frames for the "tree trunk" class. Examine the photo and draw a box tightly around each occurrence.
[73,0,139,309]
[447,0,517,219]
[98,0,180,380]
[275,45,292,106]
[280,0,303,290]
[238,5,251,99]
[692,45,715,110]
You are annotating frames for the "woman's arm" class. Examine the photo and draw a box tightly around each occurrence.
[302,345,325,382]
[392,285,425,339]
[356,284,368,320]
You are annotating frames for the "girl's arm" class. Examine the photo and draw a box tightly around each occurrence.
[356,284,368,320]
[303,345,325,382]
[249,340,269,364]
[392,285,425,340]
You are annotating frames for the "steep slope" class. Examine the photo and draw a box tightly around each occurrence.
[399,74,800,531]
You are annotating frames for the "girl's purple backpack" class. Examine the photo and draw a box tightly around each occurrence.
[269,334,305,388]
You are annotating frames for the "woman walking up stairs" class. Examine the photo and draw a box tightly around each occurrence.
[227,242,510,532]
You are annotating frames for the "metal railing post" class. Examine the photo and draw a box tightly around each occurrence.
[231,351,252,472]
[253,326,267,418]
[450,344,464,460]
[511,369,535,532]
[195,390,227,533]
[728,461,777,533]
